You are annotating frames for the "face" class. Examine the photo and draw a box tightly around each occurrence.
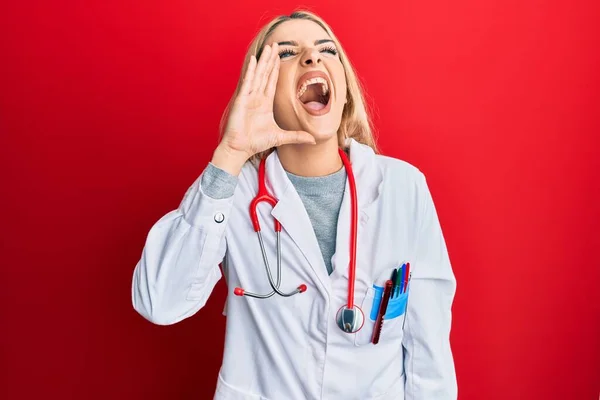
[264,19,347,143]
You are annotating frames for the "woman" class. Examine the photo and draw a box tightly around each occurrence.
[132,10,457,400]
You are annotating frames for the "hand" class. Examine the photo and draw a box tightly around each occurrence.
[215,43,315,173]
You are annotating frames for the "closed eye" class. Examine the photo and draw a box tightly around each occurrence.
[278,46,339,59]
[278,49,297,59]
[320,45,338,56]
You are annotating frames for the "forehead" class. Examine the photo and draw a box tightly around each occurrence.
[266,19,332,45]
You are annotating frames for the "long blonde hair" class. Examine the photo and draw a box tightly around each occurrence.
[219,10,379,163]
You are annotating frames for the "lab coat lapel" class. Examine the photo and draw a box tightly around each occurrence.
[263,138,384,295]
[266,151,332,293]
[331,138,384,283]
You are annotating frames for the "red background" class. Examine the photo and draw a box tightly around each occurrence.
[1,0,599,399]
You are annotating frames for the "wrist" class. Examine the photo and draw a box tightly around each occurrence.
[211,144,249,176]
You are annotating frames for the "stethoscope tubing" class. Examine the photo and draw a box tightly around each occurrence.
[234,148,354,308]
[342,148,358,310]
[240,231,303,298]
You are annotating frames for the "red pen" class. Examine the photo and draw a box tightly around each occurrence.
[371,280,394,344]
[403,263,410,293]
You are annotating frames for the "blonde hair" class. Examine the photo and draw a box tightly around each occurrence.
[219,10,379,163]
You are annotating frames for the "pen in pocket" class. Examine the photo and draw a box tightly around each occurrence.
[398,263,405,295]
[371,279,393,344]
[403,263,410,293]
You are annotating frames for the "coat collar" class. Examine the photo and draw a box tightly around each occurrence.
[263,138,384,295]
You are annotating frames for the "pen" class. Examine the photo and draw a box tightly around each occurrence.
[403,262,410,293]
[371,279,393,344]
[398,263,405,295]
[390,269,398,298]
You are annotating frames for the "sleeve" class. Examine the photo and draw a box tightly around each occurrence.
[201,162,239,199]
[402,171,458,399]
[131,163,238,325]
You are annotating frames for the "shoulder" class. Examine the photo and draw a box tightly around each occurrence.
[373,153,426,188]
[371,153,440,238]
[370,152,436,220]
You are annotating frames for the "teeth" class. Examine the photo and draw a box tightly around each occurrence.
[297,77,329,99]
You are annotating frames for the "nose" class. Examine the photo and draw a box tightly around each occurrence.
[301,48,322,66]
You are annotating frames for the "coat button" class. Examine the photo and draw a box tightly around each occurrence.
[214,212,225,223]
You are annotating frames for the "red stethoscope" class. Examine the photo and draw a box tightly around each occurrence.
[233,147,365,333]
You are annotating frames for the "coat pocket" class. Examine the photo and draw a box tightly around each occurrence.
[354,285,409,346]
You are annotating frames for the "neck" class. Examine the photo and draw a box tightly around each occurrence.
[277,137,343,177]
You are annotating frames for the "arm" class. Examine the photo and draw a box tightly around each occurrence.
[403,171,458,399]
[131,157,240,326]
[131,42,316,326]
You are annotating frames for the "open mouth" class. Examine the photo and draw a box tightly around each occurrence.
[296,72,332,116]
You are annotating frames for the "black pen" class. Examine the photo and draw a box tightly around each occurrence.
[390,269,398,298]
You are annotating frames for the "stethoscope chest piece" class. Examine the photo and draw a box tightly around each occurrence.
[336,304,365,333]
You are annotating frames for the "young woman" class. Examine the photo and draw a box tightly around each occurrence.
[132,10,457,400]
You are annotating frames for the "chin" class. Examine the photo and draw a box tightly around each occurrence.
[275,99,344,144]
[303,126,339,143]
[275,112,342,145]
[296,104,344,144]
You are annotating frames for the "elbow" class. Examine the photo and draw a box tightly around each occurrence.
[136,311,181,327]
[132,292,193,326]
[132,293,178,326]
[133,301,200,326]
[131,274,203,326]
[131,267,181,326]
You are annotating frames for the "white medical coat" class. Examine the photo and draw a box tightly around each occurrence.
[132,138,457,399]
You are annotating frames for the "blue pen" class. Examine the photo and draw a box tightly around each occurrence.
[398,263,406,295]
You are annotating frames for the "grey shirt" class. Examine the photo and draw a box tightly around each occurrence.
[200,161,347,275]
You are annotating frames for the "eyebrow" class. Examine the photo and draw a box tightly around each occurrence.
[276,39,335,46]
